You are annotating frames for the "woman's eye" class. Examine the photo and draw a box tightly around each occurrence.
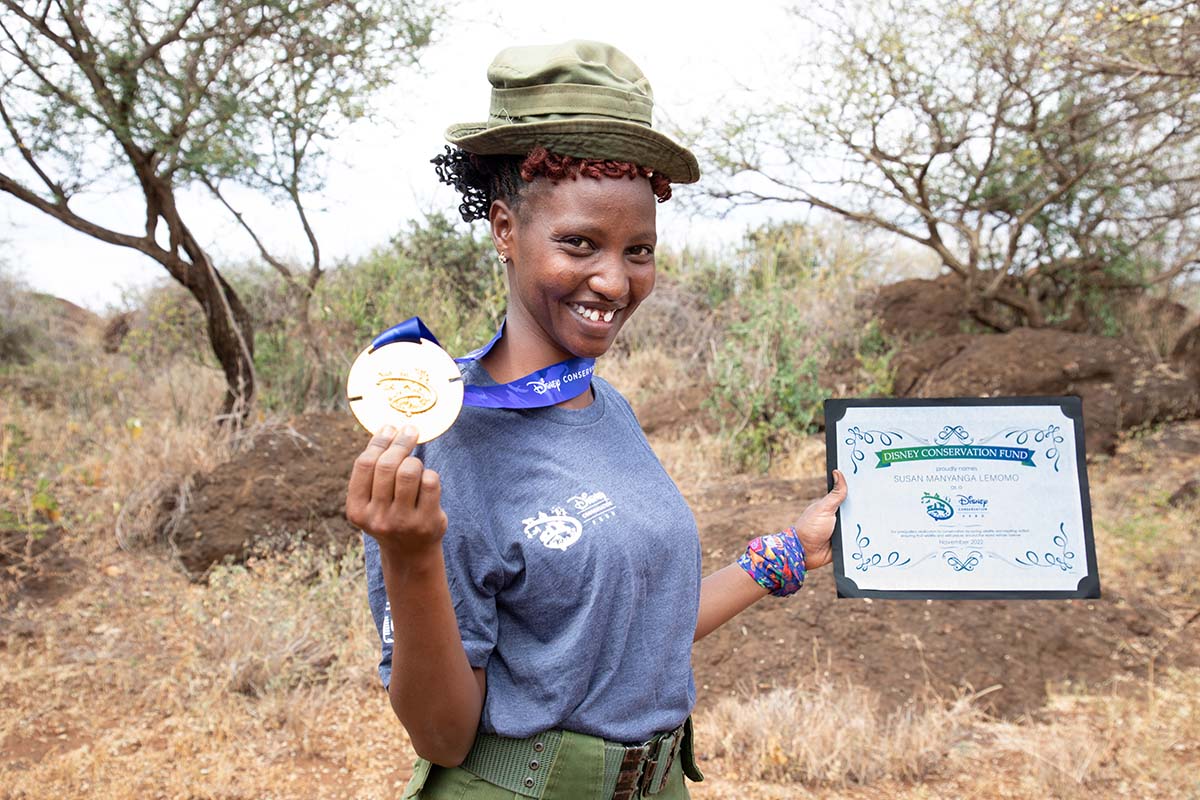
[561,236,592,249]
[629,245,655,257]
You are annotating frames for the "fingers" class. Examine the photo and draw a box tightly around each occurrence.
[348,424,398,505]
[416,468,442,517]
[416,469,448,536]
[370,425,419,504]
[394,454,425,508]
[818,469,848,511]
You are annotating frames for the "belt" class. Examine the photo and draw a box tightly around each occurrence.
[460,720,688,799]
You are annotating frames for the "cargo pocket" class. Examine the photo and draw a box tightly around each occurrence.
[402,757,433,798]
[680,717,704,783]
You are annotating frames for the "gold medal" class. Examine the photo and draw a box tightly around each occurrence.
[346,338,464,443]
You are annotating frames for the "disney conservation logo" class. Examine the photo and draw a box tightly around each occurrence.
[921,492,954,520]
[921,492,992,521]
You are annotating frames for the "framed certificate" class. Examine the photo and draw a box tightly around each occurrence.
[824,397,1100,600]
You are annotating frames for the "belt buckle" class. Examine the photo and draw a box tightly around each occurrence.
[640,724,683,797]
[612,743,651,800]
[612,723,684,800]
[637,744,661,797]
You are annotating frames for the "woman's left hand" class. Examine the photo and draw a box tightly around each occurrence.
[792,469,848,570]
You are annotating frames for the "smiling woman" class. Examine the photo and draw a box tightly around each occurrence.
[345,39,848,800]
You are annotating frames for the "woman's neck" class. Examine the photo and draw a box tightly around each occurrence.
[477,326,595,410]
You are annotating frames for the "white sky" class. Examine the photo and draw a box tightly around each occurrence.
[1,0,815,311]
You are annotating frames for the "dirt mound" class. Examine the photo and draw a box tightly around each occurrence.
[29,293,105,341]
[1173,322,1200,381]
[892,328,1200,453]
[167,413,366,577]
[873,275,972,338]
[688,477,1197,718]
[634,382,712,436]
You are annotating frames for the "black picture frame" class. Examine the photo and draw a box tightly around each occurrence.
[824,396,1101,600]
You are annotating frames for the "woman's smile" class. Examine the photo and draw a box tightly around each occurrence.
[566,301,621,324]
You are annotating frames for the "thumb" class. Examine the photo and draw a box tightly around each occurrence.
[818,469,848,512]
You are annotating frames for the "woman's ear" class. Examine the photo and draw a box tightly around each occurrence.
[489,199,516,258]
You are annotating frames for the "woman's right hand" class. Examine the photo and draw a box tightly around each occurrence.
[346,424,448,557]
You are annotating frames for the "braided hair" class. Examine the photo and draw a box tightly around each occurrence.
[432,145,673,223]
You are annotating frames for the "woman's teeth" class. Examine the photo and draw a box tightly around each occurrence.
[569,303,616,323]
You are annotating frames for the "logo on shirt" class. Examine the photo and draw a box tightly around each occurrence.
[522,508,583,551]
[521,489,616,551]
[569,490,615,523]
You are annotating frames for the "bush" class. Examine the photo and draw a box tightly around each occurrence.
[235,211,505,412]
[0,265,44,365]
[116,281,214,369]
[702,221,901,471]
[709,287,827,471]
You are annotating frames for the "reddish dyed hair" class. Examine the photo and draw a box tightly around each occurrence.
[519,146,673,203]
[432,145,673,222]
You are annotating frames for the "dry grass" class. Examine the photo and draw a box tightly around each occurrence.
[0,541,415,799]
[197,543,376,697]
[3,299,1199,798]
[980,669,1200,799]
[692,667,1200,798]
[698,680,984,785]
[599,344,695,412]
[1,350,230,539]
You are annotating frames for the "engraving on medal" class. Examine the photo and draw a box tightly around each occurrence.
[346,334,464,442]
[377,368,438,417]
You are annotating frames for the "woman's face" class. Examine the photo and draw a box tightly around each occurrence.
[490,172,657,363]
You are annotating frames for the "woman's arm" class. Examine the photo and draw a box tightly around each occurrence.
[349,425,484,767]
[693,470,847,642]
[694,563,769,641]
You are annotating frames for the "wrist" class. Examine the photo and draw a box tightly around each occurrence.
[737,527,807,597]
[378,539,445,577]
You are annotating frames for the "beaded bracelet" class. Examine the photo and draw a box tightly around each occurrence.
[737,527,807,597]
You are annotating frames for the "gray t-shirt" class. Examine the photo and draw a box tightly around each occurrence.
[363,359,701,743]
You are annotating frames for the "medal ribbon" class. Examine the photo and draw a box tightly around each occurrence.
[371,317,595,409]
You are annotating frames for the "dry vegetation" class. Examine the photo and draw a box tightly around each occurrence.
[2,230,1198,798]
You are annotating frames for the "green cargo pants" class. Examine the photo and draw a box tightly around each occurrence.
[403,719,704,800]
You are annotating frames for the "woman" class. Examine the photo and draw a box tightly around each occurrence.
[347,40,847,799]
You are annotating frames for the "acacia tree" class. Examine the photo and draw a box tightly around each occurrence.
[1063,1,1200,80]
[0,0,439,418]
[697,0,1200,331]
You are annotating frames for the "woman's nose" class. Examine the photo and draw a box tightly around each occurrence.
[587,255,630,300]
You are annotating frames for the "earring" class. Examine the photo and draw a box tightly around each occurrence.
[497,252,509,265]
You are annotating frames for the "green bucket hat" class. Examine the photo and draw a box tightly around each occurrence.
[445,40,701,184]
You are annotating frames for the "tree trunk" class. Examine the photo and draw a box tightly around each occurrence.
[290,281,325,408]
[178,258,256,424]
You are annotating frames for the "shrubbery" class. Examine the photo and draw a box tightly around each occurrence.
[240,211,503,411]
[0,265,44,365]
[698,221,901,470]
[101,214,902,471]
